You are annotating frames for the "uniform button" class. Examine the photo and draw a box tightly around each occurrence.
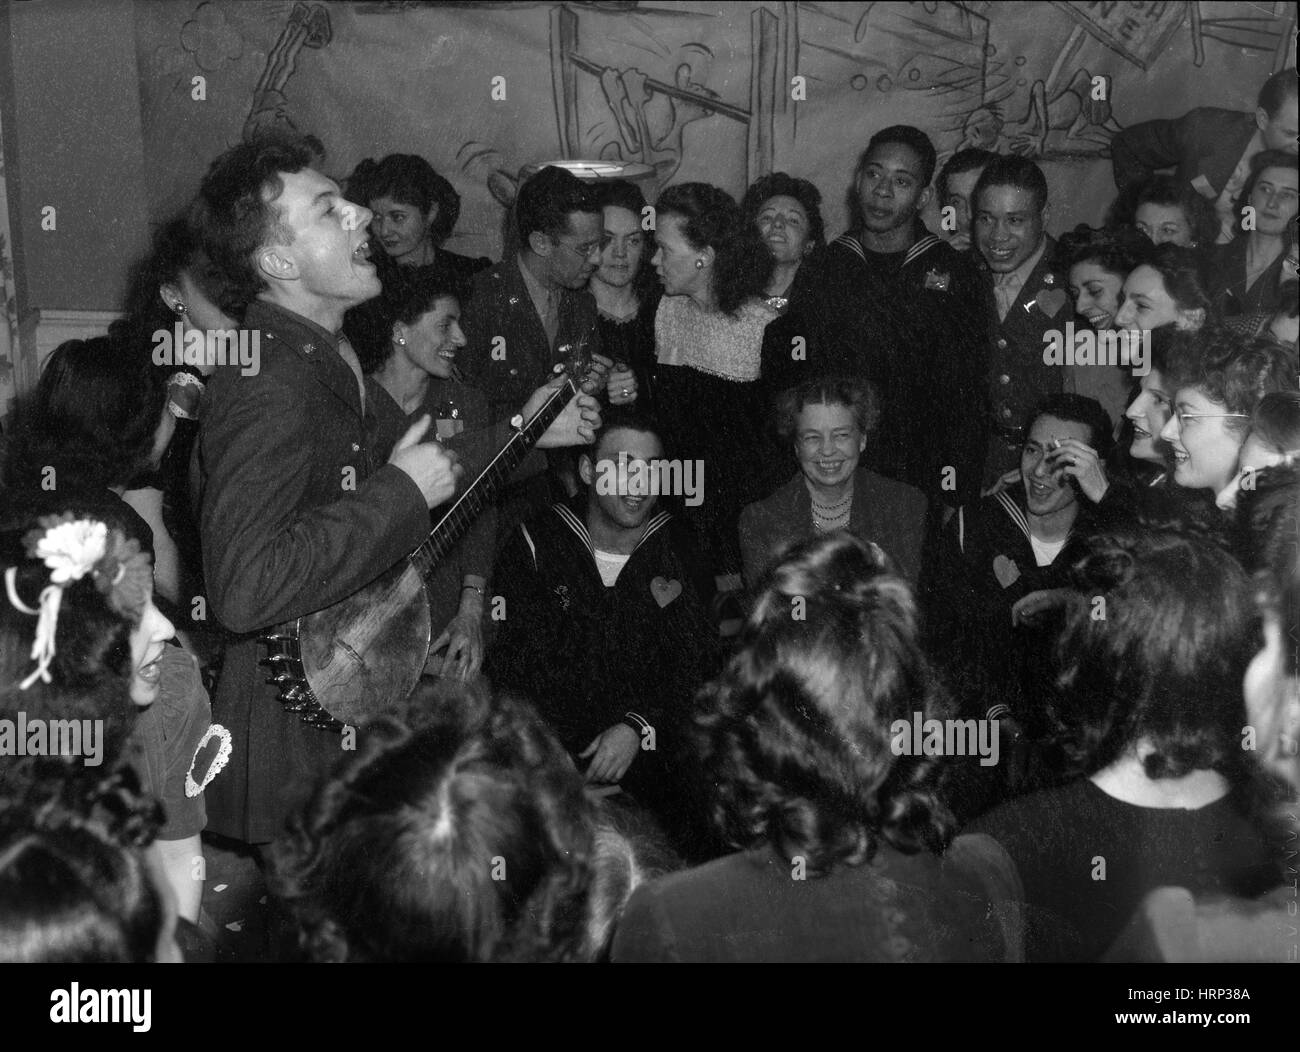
[351,443,360,452]
[509,368,518,376]
[999,374,1011,384]
[996,338,1008,349]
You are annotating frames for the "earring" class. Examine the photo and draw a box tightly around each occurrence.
[396,337,406,346]
[694,259,705,269]
[171,302,187,316]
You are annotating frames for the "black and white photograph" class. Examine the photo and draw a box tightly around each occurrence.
[0,0,1295,1021]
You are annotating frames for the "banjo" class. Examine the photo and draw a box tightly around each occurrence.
[261,355,588,730]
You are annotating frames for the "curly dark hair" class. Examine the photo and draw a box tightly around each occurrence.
[1058,223,1152,281]
[191,129,325,320]
[1108,174,1219,249]
[1051,525,1255,780]
[1240,463,1300,680]
[1025,392,1116,461]
[345,153,463,246]
[973,154,1048,214]
[0,769,165,963]
[342,266,468,374]
[655,182,773,316]
[1137,241,1216,318]
[774,375,881,442]
[693,532,955,877]
[1167,331,1299,435]
[270,680,648,962]
[109,210,229,364]
[740,172,827,251]
[2,336,167,494]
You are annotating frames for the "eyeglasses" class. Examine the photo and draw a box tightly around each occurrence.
[1171,410,1250,427]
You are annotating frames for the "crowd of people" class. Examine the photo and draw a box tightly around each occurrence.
[0,64,1296,963]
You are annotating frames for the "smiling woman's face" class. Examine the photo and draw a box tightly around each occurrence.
[128,579,175,707]
[795,401,865,490]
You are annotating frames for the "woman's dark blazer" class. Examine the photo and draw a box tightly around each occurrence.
[738,467,928,588]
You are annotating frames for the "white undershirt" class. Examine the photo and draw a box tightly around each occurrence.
[594,548,630,587]
[1029,535,1066,567]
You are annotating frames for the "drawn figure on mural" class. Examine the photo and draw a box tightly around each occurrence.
[593,57,721,185]
[960,69,1123,160]
[242,1,332,140]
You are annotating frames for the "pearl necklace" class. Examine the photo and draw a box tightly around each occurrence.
[811,491,852,531]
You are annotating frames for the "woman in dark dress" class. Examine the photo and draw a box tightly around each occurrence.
[1203,149,1299,318]
[968,523,1284,961]
[612,533,1019,963]
[345,153,491,284]
[650,183,780,594]
[589,180,660,411]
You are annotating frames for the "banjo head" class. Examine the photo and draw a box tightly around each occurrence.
[298,562,432,727]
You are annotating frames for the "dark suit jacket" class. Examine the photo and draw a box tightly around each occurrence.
[738,468,928,588]
[457,254,602,425]
[195,299,430,844]
[1204,236,1291,317]
[1111,107,1257,197]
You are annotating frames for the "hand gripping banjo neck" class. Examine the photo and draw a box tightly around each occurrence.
[260,368,583,731]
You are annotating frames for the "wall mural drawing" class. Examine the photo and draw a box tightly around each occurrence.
[133,1,1295,259]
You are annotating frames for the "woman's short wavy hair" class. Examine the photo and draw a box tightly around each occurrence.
[0,769,164,963]
[271,681,646,962]
[1168,331,1300,436]
[1051,524,1255,780]
[2,337,167,494]
[1108,174,1219,249]
[655,182,773,316]
[346,153,463,246]
[1058,223,1151,281]
[740,172,827,252]
[693,532,955,876]
[774,375,881,443]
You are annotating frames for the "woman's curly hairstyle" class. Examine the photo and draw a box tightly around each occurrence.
[271,681,634,962]
[655,182,773,316]
[1166,331,1300,436]
[1050,523,1255,780]
[0,768,164,963]
[774,375,881,443]
[2,336,167,494]
[740,172,827,252]
[693,532,955,877]
[342,266,468,374]
[1108,174,1220,249]
[346,153,463,246]
[1058,222,1152,283]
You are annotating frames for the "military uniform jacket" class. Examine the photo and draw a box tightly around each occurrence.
[195,299,429,844]
[458,254,602,425]
[979,236,1068,439]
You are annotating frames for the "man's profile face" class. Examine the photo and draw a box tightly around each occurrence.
[264,167,380,307]
[1260,93,1299,155]
[543,212,603,290]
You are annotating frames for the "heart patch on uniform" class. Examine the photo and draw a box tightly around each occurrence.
[1036,288,1068,318]
[992,555,1021,589]
[650,576,682,607]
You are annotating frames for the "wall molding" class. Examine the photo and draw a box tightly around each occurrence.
[15,307,121,394]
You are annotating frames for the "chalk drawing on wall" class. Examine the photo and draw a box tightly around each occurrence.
[243,1,333,139]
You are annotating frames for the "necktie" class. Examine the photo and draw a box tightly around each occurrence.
[543,289,560,349]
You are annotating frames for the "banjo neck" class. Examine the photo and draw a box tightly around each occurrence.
[409,375,578,580]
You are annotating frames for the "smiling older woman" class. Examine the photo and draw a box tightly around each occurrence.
[738,377,927,589]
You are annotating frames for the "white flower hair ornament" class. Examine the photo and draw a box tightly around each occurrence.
[4,514,152,690]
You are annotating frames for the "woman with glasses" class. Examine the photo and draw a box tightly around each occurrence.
[1204,150,1299,318]
[738,377,927,589]
[1160,332,1299,506]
